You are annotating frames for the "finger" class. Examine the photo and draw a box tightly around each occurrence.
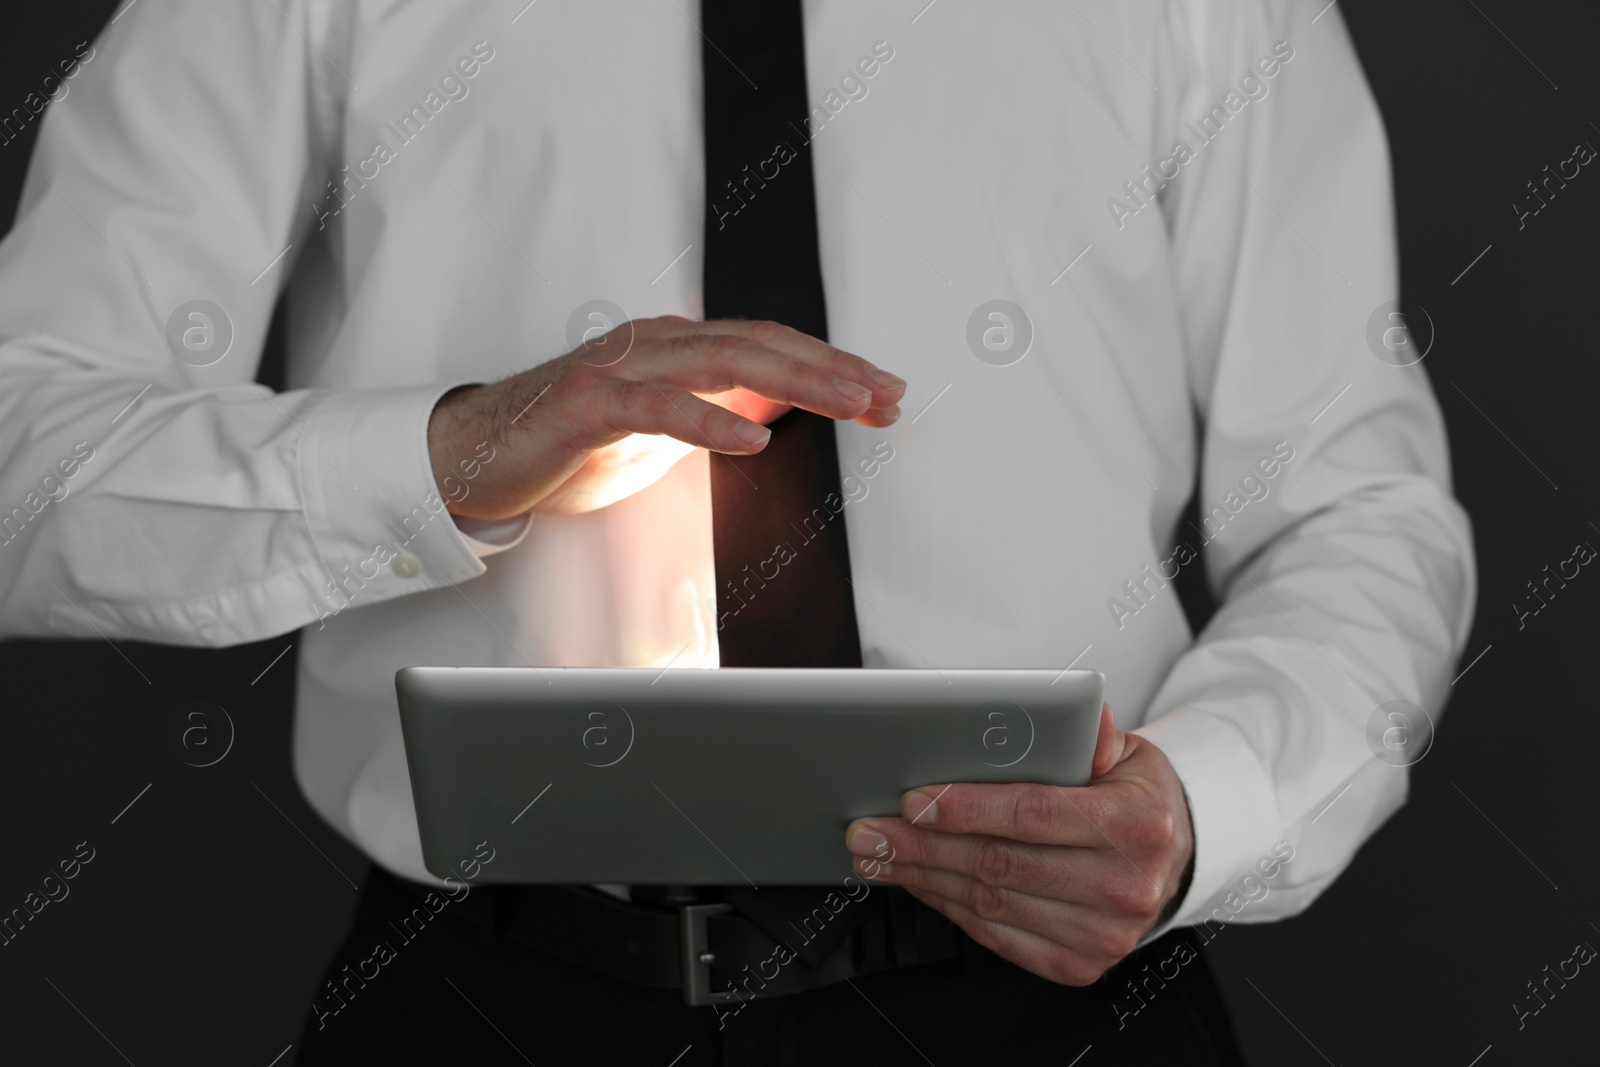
[897,781,1114,847]
[852,403,901,429]
[653,318,908,409]
[847,820,1121,902]
[703,389,890,431]
[875,863,1107,948]
[1091,703,1128,780]
[643,332,884,422]
[586,378,771,455]
[901,886,1120,987]
[701,387,792,426]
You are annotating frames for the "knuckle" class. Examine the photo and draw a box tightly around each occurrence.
[563,374,614,436]
[610,378,673,425]
[1104,875,1160,916]
[665,331,701,366]
[578,379,623,435]
[661,331,689,360]
[1131,809,1177,853]
[1081,793,1120,832]
[612,375,652,409]
[968,880,1007,921]
[1012,789,1056,840]
[1136,880,1167,917]
[706,332,751,367]
[1101,876,1136,912]
[743,319,790,346]
[975,838,1017,886]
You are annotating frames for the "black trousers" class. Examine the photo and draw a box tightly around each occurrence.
[297,867,1246,1066]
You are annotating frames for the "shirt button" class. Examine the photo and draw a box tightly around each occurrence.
[391,555,422,578]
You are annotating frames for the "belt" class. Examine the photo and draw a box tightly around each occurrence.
[390,875,979,1007]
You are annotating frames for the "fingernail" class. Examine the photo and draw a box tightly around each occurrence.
[832,376,872,401]
[846,825,888,857]
[903,790,937,825]
[878,403,901,422]
[857,856,893,879]
[733,422,771,448]
[865,365,907,392]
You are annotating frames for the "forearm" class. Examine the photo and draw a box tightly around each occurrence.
[1136,481,1473,930]
[0,366,487,645]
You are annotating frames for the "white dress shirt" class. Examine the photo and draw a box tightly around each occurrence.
[0,0,1474,933]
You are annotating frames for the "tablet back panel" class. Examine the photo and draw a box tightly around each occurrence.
[397,667,1103,885]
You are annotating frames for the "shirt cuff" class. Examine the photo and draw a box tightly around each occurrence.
[1132,705,1281,940]
[452,512,534,558]
[297,384,488,606]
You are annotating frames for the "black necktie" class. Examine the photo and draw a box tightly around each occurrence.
[693,0,872,959]
[702,0,863,670]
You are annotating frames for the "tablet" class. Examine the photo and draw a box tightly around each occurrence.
[396,666,1104,885]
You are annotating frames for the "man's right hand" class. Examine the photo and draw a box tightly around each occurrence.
[426,316,907,517]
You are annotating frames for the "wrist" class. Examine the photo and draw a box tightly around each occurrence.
[1155,784,1197,930]
[427,383,487,512]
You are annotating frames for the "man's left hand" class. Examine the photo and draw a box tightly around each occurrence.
[843,704,1193,986]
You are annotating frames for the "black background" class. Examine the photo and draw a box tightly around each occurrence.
[1,2,1596,1064]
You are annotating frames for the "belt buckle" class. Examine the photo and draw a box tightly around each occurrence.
[679,902,741,1007]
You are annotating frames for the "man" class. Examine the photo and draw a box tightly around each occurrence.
[0,1,1473,1063]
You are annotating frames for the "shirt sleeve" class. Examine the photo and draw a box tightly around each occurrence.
[0,0,489,647]
[1132,0,1476,933]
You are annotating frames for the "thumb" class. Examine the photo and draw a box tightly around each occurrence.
[1090,702,1128,780]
